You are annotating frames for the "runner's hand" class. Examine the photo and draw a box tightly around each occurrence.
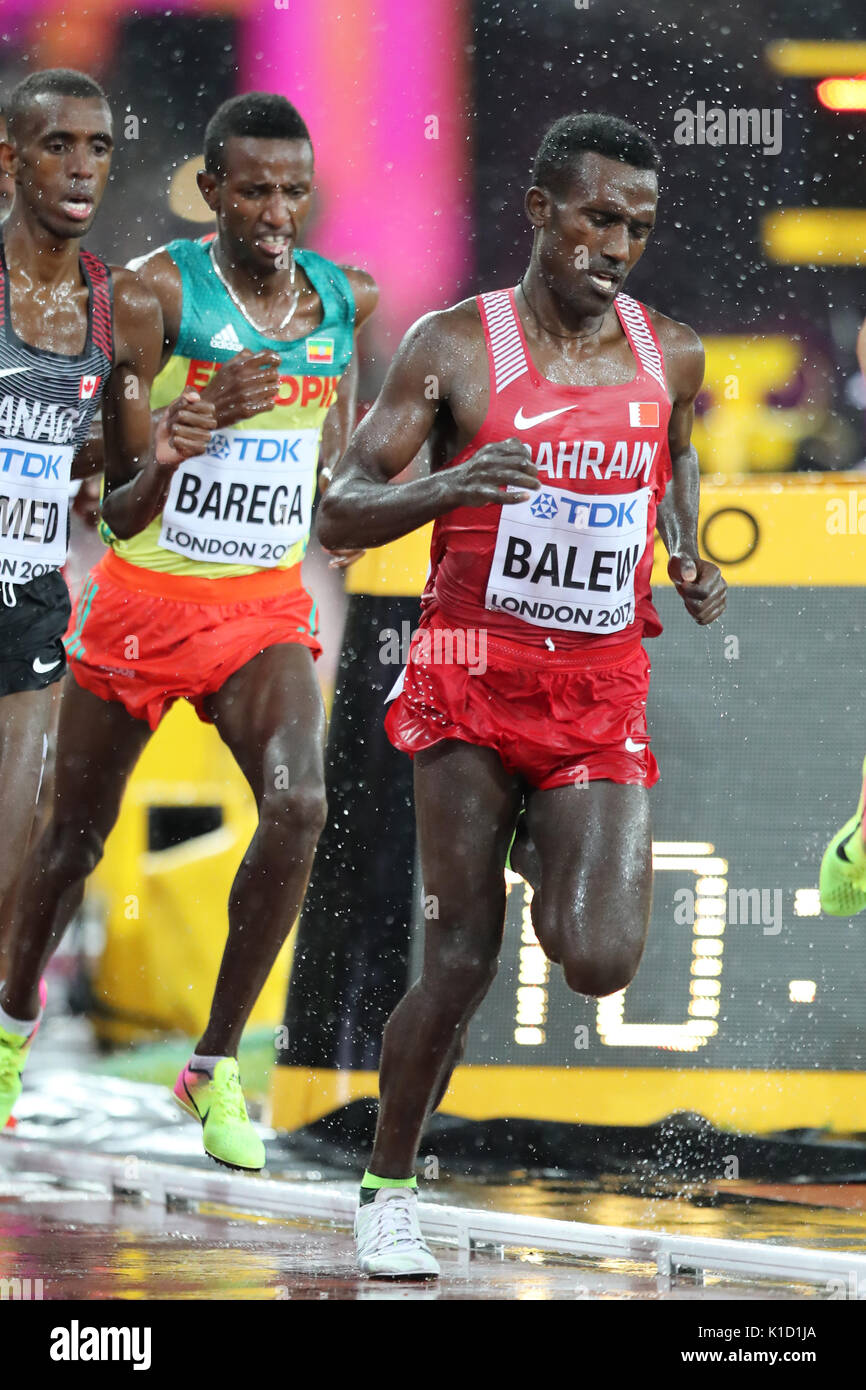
[319,468,366,564]
[201,348,282,427]
[449,439,540,508]
[71,475,102,529]
[326,548,366,570]
[668,554,727,625]
[155,391,218,467]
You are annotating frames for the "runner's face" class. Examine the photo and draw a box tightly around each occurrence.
[531,152,657,317]
[7,95,113,238]
[209,138,314,274]
[0,118,14,223]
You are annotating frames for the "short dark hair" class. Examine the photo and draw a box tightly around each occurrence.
[204,93,312,178]
[7,69,108,143]
[532,114,660,195]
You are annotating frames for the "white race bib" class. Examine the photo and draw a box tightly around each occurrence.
[159,427,319,568]
[0,435,73,582]
[485,483,650,635]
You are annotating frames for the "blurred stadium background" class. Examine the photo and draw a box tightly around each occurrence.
[4,0,866,1138]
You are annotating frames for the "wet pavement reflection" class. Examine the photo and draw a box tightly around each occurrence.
[0,1171,848,1301]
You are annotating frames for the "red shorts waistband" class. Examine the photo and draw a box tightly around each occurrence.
[426,609,642,671]
[99,550,303,604]
[481,631,642,671]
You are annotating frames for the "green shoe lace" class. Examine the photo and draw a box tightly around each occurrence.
[207,1062,251,1126]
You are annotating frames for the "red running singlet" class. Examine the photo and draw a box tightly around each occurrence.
[426,288,673,650]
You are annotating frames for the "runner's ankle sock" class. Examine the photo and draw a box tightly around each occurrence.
[189,1053,229,1076]
[0,987,41,1038]
[359,1170,418,1206]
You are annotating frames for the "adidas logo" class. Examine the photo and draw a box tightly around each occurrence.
[210,323,244,351]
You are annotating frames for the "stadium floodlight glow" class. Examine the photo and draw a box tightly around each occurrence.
[816,76,866,110]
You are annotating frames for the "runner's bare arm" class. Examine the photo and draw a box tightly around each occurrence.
[317,269,379,567]
[317,309,539,551]
[319,268,379,487]
[131,248,183,367]
[124,251,228,459]
[319,353,358,489]
[653,313,726,625]
[72,253,213,479]
[100,270,215,538]
[70,416,104,479]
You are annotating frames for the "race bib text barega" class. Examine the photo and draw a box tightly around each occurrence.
[485,482,651,634]
[0,436,74,582]
[159,427,320,568]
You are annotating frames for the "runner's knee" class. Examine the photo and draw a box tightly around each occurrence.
[429,939,500,1007]
[261,782,327,843]
[48,819,107,882]
[561,945,641,999]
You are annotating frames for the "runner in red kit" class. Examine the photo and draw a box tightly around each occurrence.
[318,113,727,1277]
[387,285,673,790]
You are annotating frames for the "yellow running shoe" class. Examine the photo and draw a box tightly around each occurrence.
[173,1057,266,1171]
[2,979,46,1130]
[0,1025,34,1130]
[820,755,866,916]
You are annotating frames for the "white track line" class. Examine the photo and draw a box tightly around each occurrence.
[2,1138,864,1288]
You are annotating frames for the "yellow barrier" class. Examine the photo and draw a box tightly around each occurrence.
[693,338,818,473]
[345,475,866,598]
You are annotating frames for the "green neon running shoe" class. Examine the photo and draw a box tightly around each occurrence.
[173,1057,266,1172]
[820,755,866,917]
[0,1025,35,1130]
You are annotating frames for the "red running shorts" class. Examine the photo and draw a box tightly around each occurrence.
[385,608,658,789]
[64,550,321,730]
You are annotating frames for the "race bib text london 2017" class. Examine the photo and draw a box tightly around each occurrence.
[485,483,650,634]
[159,427,319,568]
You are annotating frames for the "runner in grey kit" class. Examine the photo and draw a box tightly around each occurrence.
[0,68,214,998]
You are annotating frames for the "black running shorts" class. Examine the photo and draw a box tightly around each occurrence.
[0,569,70,697]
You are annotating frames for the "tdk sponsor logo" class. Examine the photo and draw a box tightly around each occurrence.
[562,498,639,528]
[205,434,308,465]
[530,492,559,520]
[0,445,65,479]
[206,432,232,460]
[528,491,639,529]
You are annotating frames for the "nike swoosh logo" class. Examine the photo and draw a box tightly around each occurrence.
[0,366,29,380]
[513,403,584,430]
[625,737,646,752]
[32,656,61,673]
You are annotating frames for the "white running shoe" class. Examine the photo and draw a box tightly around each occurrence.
[355,1188,441,1278]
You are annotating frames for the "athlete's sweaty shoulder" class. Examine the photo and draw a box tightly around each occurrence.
[338,265,379,330]
[396,296,484,397]
[108,267,164,373]
[643,304,704,404]
[122,247,183,360]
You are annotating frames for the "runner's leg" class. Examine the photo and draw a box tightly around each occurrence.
[195,643,328,1057]
[1,679,153,1021]
[368,739,522,1178]
[525,780,652,995]
[0,687,58,977]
